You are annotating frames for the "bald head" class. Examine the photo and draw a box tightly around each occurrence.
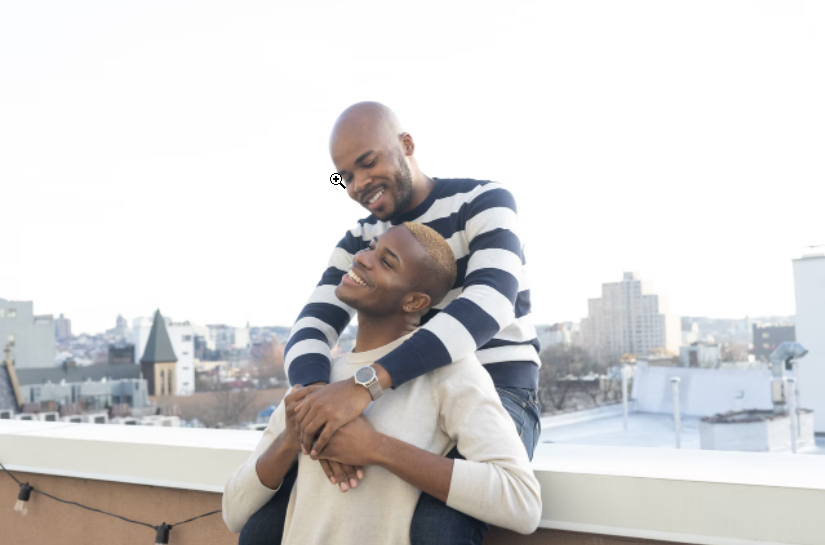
[329,102,428,221]
[330,101,404,155]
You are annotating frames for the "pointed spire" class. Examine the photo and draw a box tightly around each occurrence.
[140,310,178,364]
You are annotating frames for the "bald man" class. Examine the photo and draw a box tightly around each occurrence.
[241,103,542,545]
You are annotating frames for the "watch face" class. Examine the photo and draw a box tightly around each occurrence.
[355,367,374,383]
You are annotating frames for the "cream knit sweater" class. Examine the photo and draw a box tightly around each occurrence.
[222,331,541,544]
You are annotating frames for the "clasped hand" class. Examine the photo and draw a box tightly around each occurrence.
[287,379,375,492]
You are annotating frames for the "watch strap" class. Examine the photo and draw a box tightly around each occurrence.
[366,379,383,400]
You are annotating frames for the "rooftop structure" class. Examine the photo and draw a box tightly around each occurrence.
[1,343,23,415]
[0,298,55,369]
[792,250,825,433]
[18,377,150,411]
[678,342,721,368]
[15,361,140,386]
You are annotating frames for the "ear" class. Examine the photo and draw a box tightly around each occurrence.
[399,133,415,157]
[403,292,430,314]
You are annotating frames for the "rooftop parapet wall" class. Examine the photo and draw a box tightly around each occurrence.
[2,420,824,545]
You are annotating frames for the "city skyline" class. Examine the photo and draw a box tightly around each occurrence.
[4,296,797,339]
[2,1,822,334]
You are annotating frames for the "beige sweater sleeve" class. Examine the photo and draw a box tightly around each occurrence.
[222,393,291,533]
[438,363,542,534]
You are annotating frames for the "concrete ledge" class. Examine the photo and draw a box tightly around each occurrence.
[2,421,824,545]
[541,402,627,429]
[0,419,259,492]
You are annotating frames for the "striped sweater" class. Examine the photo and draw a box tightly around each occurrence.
[285,178,541,390]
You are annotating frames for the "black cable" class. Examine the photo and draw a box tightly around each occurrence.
[33,488,156,529]
[171,509,222,526]
[2,459,221,531]
[0,461,22,485]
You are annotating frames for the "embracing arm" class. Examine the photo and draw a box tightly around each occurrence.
[284,228,362,387]
[222,387,308,533]
[376,184,527,387]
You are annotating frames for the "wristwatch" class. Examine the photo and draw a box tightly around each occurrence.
[354,366,383,401]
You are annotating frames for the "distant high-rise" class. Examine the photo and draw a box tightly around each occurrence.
[54,313,72,341]
[106,314,130,340]
[751,323,795,362]
[0,298,55,369]
[580,272,681,364]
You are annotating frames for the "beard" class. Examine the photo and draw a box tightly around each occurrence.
[381,153,414,220]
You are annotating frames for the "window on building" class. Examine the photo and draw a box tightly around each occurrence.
[762,332,770,339]
[182,335,192,342]
[0,309,4,318]
[8,309,17,318]
[763,343,771,349]
[182,352,189,355]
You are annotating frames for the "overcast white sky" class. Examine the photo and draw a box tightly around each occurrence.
[1,0,822,334]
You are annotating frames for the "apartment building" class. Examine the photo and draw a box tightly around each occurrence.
[580,272,681,364]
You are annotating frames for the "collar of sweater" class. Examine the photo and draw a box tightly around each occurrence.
[344,329,418,369]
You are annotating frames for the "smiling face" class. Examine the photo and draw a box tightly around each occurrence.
[335,225,431,317]
[330,104,416,221]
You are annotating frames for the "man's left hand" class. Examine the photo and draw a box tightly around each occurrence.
[295,378,372,458]
[318,415,381,467]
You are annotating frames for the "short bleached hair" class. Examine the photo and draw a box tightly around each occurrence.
[402,222,457,307]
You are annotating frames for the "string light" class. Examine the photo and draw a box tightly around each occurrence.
[155,523,171,545]
[14,483,32,516]
[1,461,220,543]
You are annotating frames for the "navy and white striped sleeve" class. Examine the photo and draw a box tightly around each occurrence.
[284,229,361,386]
[376,184,524,387]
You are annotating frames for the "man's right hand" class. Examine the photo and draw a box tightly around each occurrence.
[285,384,365,492]
[283,385,317,452]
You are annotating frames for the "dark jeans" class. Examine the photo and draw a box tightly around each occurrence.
[238,387,542,545]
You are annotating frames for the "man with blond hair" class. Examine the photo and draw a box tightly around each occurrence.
[223,224,541,544]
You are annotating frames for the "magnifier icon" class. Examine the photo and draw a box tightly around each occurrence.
[330,173,346,189]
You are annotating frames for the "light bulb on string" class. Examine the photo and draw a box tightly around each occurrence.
[14,483,33,516]
[155,523,171,545]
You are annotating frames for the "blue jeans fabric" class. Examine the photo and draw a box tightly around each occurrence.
[238,460,297,545]
[238,387,542,545]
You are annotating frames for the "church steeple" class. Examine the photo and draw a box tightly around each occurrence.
[140,310,178,397]
[141,310,178,364]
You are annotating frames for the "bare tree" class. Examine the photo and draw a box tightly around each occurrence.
[722,341,749,362]
[199,390,258,428]
[538,344,597,412]
[252,339,286,384]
